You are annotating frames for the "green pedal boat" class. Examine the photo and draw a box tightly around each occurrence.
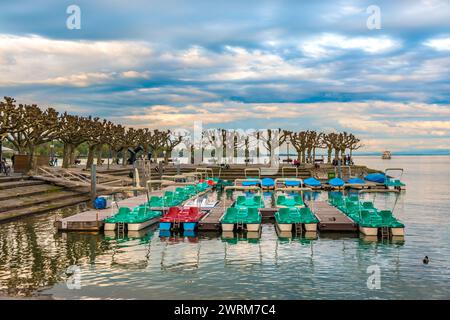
[104,206,162,231]
[234,195,265,210]
[329,191,405,237]
[220,186,263,232]
[275,207,319,232]
[221,207,262,232]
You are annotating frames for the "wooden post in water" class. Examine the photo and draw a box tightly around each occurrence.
[91,164,97,205]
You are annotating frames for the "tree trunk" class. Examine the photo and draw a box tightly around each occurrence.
[62,144,70,168]
[190,145,194,164]
[27,145,36,172]
[164,149,170,163]
[222,143,226,159]
[111,149,118,165]
[96,144,103,165]
[327,147,332,163]
[334,148,339,160]
[256,132,260,163]
[86,145,96,169]
[69,145,77,165]
[295,148,301,161]
[312,147,316,162]
[122,146,128,166]
[340,148,346,160]
[152,151,158,163]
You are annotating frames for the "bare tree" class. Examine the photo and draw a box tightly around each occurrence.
[320,133,338,163]
[107,124,126,165]
[259,129,288,165]
[57,114,90,168]
[6,103,59,169]
[288,131,307,163]
[85,118,113,169]
[163,130,185,163]
[345,133,363,158]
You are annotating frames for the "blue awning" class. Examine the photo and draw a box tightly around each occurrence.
[365,173,385,183]
[285,180,301,187]
[304,177,321,187]
[329,177,345,187]
[261,177,275,187]
[348,177,365,184]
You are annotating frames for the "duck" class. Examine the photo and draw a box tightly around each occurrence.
[423,256,429,264]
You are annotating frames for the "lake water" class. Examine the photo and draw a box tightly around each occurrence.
[0,156,449,299]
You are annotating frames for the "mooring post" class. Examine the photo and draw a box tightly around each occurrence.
[91,164,97,205]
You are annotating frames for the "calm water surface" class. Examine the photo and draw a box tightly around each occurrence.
[0,156,449,299]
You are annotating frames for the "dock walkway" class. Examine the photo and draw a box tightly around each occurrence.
[310,201,357,232]
[198,198,233,231]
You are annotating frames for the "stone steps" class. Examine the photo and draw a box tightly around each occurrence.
[0,180,45,190]
[0,189,88,213]
[0,184,63,201]
[0,194,90,222]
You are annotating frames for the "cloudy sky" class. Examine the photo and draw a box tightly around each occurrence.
[1,0,450,152]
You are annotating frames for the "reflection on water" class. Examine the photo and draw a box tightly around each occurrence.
[0,156,450,299]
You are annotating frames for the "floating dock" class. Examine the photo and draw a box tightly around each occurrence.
[55,193,148,231]
[197,198,233,231]
[55,187,210,231]
[310,201,357,232]
[198,201,279,231]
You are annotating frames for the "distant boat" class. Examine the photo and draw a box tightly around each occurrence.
[382,151,392,159]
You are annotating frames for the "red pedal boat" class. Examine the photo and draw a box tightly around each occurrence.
[159,207,205,231]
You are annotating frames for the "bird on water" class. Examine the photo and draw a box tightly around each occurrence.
[423,256,429,264]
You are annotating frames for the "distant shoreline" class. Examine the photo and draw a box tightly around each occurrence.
[353,153,450,156]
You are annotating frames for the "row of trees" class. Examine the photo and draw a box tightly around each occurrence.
[199,128,361,164]
[0,97,184,169]
[1,97,362,170]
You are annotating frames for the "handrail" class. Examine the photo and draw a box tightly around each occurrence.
[357,189,400,194]
[384,168,404,181]
[223,185,262,210]
[274,177,304,187]
[234,178,262,186]
[224,186,261,192]
[244,168,260,178]
[281,166,298,178]
[356,188,401,218]
[161,174,187,180]
[334,165,352,178]
[275,187,312,192]
[196,167,214,178]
